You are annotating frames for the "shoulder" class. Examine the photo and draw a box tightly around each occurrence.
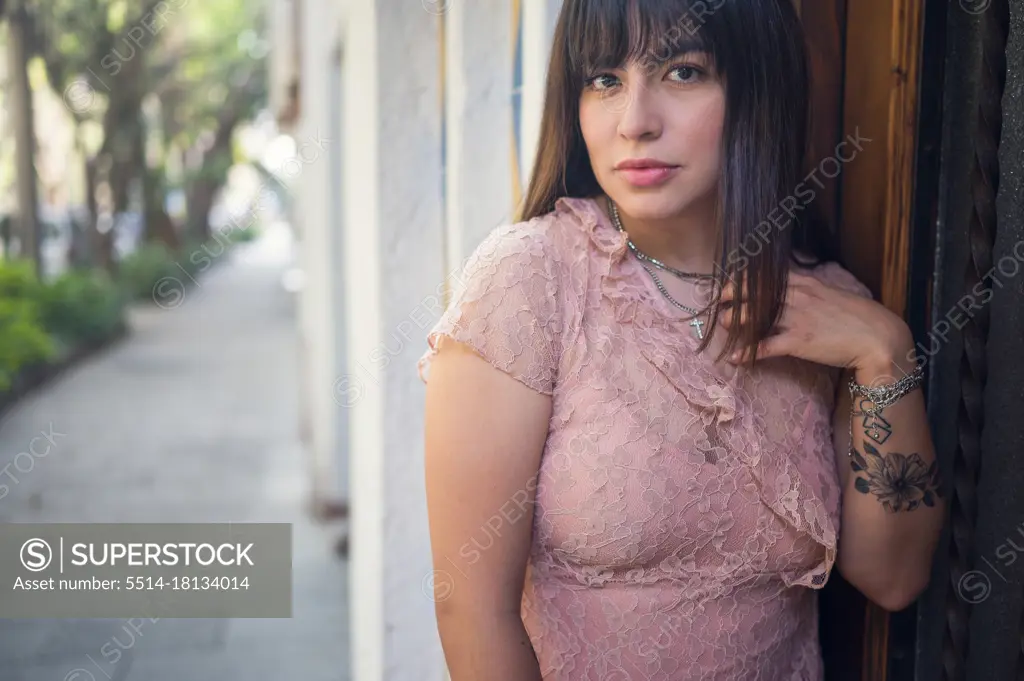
[444,215,568,333]
[467,217,557,271]
[459,199,593,289]
[792,256,874,300]
[421,211,578,394]
[453,220,559,307]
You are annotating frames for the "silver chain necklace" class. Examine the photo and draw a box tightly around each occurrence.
[608,198,716,340]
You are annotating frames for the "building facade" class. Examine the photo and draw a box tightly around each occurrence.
[270,2,1024,680]
[269,1,563,679]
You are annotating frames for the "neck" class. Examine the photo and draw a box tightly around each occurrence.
[606,194,719,275]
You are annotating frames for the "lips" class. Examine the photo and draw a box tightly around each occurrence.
[615,159,680,187]
[615,158,677,170]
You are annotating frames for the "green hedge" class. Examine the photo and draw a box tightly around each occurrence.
[38,269,125,345]
[225,224,259,243]
[0,261,56,390]
[0,260,128,390]
[0,228,255,390]
[117,230,257,304]
[0,258,44,299]
[116,242,180,302]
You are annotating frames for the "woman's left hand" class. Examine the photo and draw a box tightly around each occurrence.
[718,271,914,374]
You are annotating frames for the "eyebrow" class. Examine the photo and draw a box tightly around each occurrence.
[656,48,709,62]
[657,35,707,58]
[582,37,709,72]
[620,47,709,75]
[646,36,709,64]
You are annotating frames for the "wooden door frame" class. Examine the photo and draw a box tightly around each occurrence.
[800,1,934,679]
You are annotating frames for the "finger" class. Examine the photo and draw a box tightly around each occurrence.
[717,300,749,329]
[787,272,825,297]
[718,273,747,300]
[782,279,813,309]
[730,332,792,363]
[720,306,736,328]
[695,277,723,305]
[717,281,734,303]
[788,270,816,283]
[752,333,794,361]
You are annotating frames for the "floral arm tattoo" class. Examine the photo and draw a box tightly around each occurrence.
[850,441,944,513]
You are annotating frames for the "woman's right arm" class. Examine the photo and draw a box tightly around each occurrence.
[424,335,550,681]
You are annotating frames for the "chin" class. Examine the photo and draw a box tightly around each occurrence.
[617,185,701,220]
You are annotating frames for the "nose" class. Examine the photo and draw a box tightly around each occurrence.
[615,78,662,142]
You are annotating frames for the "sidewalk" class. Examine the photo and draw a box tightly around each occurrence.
[0,225,349,681]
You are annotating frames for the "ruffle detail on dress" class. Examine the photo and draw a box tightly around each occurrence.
[555,195,628,261]
[623,302,838,590]
[630,309,739,426]
[743,433,838,588]
[635,325,840,589]
[553,194,839,590]
[587,212,742,427]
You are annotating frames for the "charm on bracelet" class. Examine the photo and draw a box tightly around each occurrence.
[845,364,924,456]
[858,398,893,444]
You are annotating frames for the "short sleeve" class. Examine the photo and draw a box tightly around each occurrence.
[811,260,874,300]
[417,222,563,395]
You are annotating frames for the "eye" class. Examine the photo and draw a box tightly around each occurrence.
[667,64,705,84]
[584,73,621,91]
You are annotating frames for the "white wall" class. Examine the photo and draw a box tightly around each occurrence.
[444,1,515,272]
[340,0,567,677]
[327,36,350,510]
[285,0,568,677]
[342,0,446,679]
[520,0,563,193]
[295,0,342,511]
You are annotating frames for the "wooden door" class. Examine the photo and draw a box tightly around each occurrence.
[797,1,929,679]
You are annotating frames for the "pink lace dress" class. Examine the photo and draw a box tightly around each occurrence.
[418,196,873,680]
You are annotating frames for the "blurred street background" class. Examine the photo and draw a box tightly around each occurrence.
[2,0,548,677]
[0,0,350,678]
[0,227,349,680]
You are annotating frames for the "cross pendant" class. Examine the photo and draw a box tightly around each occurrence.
[689,317,705,340]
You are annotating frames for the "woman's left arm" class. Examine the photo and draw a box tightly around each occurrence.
[722,270,946,611]
[830,340,945,612]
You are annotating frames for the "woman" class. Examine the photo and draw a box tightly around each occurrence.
[419,1,945,679]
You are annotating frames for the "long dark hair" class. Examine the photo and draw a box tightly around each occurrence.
[516,0,839,363]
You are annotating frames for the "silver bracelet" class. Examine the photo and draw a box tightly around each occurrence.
[846,363,924,456]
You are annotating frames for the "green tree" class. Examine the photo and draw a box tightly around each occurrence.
[26,0,267,263]
[155,0,266,241]
[26,0,167,269]
[3,0,43,273]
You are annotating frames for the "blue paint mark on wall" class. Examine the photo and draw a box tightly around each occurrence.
[512,0,524,192]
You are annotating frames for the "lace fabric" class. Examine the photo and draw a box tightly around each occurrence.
[418,196,874,680]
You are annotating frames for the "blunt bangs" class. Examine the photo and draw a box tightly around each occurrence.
[562,0,719,82]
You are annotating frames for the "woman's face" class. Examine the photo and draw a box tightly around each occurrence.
[578,49,725,221]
